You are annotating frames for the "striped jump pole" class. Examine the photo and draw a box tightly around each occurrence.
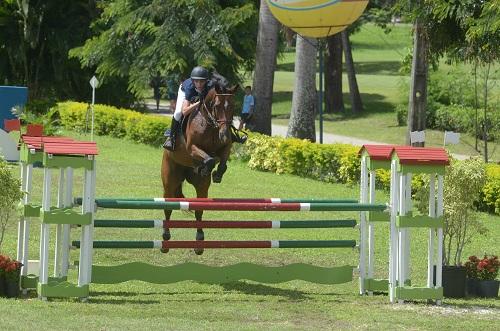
[72,240,357,249]
[88,200,388,212]
[75,197,359,205]
[93,219,357,229]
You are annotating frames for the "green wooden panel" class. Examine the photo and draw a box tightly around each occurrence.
[368,211,389,223]
[21,275,38,289]
[364,278,389,292]
[396,286,443,300]
[23,204,41,217]
[43,154,94,170]
[310,203,387,212]
[41,209,92,225]
[396,215,444,228]
[37,282,89,298]
[399,163,446,175]
[367,159,391,171]
[91,262,354,285]
[20,144,43,164]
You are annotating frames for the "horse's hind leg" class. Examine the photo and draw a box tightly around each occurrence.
[193,174,211,255]
[161,170,184,253]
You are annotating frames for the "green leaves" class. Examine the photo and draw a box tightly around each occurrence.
[70,0,258,97]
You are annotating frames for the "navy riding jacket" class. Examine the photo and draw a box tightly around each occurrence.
[181,78,213,102]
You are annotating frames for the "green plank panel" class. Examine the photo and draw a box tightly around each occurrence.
[91,262,354,285]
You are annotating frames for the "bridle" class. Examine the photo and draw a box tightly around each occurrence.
[201,92,233,129]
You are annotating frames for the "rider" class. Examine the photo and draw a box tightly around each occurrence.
[164,66,211,151]
[164,66,246,151]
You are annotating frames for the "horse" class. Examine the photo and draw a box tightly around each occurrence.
[160,80,238,255]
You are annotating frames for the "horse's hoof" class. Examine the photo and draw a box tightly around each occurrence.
[201,158,216,176]
[162,230,171,241]
[212,171,222,183]
[160,248,169,253]
[194,248,204,255]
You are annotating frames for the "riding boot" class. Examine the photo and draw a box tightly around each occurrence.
[164,118,180,151]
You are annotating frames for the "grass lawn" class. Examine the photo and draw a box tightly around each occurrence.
[267,23,500,161]
[1,131,499,330]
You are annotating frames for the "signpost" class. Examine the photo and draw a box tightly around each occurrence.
[89,76,99,142]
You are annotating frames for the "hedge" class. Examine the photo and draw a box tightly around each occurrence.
[54,101,500,215]
[55,101,170,146]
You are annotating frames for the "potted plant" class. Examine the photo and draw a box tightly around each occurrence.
[442,158,487,298]
[4,258,22,298]
[465,255,481,296]
[476,255,499,298]
[0,254,8,297]
[416,158,487,298]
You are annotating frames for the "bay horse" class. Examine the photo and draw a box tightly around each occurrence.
[160,80,238,255]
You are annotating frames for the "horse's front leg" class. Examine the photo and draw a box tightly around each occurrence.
[193,174,211,255]
[189,144,216,177]
[212,144,232,183]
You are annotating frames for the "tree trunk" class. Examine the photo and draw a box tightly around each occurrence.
[287,36,317,141]
[406,20,429,147]
[247,0,279,135]
[324,33,344,113]
[342,30,363,114]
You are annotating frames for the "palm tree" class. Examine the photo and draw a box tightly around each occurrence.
[287,35,317,141]
[247,0,279,135]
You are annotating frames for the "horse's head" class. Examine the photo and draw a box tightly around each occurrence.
[204,78,239,144]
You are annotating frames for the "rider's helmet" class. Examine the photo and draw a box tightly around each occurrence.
[190,66,209,80]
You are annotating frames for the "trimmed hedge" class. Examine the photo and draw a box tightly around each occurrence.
[54,101,500,215]
[55,101,170,146]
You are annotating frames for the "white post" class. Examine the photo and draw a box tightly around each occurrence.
[87,159,97,283]
[436,175,444,305]
[39,167,52,300]
[403,173,412,284]
[427,174,436,288]
[54,168,65,277]
[61,167,73,277]
[21,164,33,283]
[389,160,400,303]
[78,160,95,290]
[368,170,376,295]
[398,172,406,303]
[16,163,27,261]
[358,156,368,295]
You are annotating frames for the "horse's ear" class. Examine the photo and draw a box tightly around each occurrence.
[227,84,239,95]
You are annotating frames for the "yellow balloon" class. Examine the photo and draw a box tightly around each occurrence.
[266,0,369,38]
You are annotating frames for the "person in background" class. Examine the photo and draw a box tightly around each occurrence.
[149,71,163,111]
[166,73,181,113]
[239,85,254,130]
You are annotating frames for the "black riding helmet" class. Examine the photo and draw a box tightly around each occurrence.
[190,66,209,80]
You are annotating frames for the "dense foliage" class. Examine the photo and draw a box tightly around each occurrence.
[70,0,258,98]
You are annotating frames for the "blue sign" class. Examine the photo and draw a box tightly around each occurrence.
[0,86,28,130]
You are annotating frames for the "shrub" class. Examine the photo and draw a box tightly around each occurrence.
[0,158,23,251]
[55,101,170,146]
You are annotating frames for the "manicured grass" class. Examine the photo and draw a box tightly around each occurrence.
[1,131,499,330]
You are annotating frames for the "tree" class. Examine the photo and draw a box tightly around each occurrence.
[247,0,279,135]
[70,0,257,101]
[324,33,344,113]
[0,0,99,101]
[406,18,429,147]
[342,30,364,114]
[286,35,317,141]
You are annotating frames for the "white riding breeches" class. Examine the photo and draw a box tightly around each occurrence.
[173,85,184,121]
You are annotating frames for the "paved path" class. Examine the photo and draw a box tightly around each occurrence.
[147,102,468,160]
